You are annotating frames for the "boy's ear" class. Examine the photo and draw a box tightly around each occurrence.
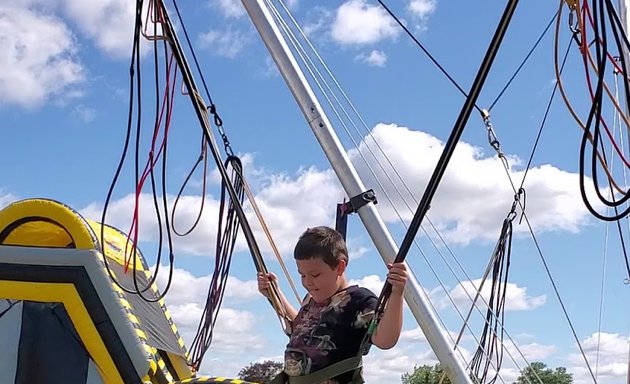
[336,259,347,275]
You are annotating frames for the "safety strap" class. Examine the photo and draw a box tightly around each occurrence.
[335,190,377,240]
[269,356,363,384]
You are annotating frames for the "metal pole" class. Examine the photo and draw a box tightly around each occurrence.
[241,1,472,382]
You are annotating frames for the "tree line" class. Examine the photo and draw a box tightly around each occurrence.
[237,360,573,383]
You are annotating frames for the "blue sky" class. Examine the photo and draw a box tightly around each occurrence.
[2,0,630,383]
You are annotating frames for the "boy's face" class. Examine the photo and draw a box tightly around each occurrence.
[296,257,346,303]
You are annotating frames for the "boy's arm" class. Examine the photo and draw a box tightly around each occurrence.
[371,263,407,350]
[258,272,298,321]
[275,284,298,321]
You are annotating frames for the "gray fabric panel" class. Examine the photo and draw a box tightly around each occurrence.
[86,359,105,384]
[16,301,89,384]
[0,247,150,377]
[0,300,22,384]
[107,260,184,355]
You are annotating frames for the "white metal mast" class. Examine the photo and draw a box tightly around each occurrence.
[240,1,473,382]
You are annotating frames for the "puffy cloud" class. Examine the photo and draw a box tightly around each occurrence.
[72,104,97,122]
[212,0,298,18]
[505,341,556,361]
[364,348,435,382]
[349,123,597,244]
[80,193,226,256]
[438,278,546,312]
[356,50,387,67]
[569,332,629,384]
[199,27,250,58]
[155,266,259,306]
[164,303,266,369]
[347,238,370,260]
[0,3,84,107]
[400,326,428,343]
[302,7,333,37]
[242,166,343,255]
[62,0,141,57]
[349,274,385,295]
[331,0,399,45]
[79,165,343,258]
[398,326,463,346]
[407,0,437,19]
[213,0,246,18]
[151,268,271,377]
[0,192,18,210]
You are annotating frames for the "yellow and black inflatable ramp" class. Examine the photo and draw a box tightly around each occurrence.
[0,198,192,384]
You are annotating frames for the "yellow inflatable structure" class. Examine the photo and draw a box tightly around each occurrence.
[0,198,254,384]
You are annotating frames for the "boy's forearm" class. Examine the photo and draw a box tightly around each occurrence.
[277,289,298,321]
[371,293,404,350]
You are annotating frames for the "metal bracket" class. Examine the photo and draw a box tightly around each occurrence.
[335,190,377,239]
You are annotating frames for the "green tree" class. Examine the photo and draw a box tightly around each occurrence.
[514,362,573,384]
[238,360,284,383]
[401,364,452,384]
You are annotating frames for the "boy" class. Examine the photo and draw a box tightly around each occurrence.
[257,226,408,384]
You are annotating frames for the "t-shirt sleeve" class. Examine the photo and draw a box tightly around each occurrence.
[353,288,378,331]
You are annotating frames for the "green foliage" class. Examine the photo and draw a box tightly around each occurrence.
[401,361,573,384]
[514,362,573,384]
[401,364,452,384]
[238,360,284,383]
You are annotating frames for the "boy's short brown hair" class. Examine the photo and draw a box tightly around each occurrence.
[294,226,348,268]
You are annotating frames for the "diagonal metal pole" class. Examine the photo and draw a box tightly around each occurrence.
[239,0,497,382]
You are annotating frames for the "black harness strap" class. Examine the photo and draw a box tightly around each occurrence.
[334,190,377,240]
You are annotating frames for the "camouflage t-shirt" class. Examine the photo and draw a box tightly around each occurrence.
[284,285,377,384]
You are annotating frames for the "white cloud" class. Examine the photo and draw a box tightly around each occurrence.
[302,7,333,37]
[80,193,225,256]
[0,3,84,108]
[362,342,474,383]
[506,341,556,361]
[165,303,265,353]
[213,0,298,18]
[400,326,428,343]
[199,27,250,58]
[155,266,259,305]
[364,348,432,382]
[349,123,597,244]
[151,268,271,377]
[581,332,629,356]
[214,0,246,18]
[407,0,437,19]
[569,332,629,384]
[437,278,546,312]
[80,164,343,258]
[356,50,387,67]
[246,166,343,255]
[262,56,280,78]
[398,325,474,359]
[347,237,370,261]
[72,104,97,122]
[0,192,17,210]
[349,274,385,295]
[61,0,140,57]
[331,0,399,45]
